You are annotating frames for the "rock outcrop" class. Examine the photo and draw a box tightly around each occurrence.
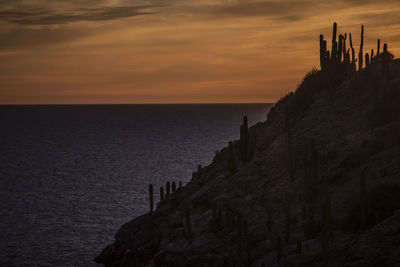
[95,24,400,267]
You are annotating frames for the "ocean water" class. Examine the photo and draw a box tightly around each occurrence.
[0,104,270,266]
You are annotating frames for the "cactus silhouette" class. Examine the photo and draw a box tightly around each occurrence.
[172,181,176,193]
[358,25,364,70]
[320,34,327,70]
[284,193,291,242]
[160,186,164,201]
[349,33,356,71]
[360,171,367,229]
[276,236,282,261]
[166,181,170,198]
[228,141,238,174]
[331,22,337,61]
[149,184,153,215]
[284,108,294,181]
[183,206,192,244]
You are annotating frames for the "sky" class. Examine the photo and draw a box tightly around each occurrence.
[0,0,399,104]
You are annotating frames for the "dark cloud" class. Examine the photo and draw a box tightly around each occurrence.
[203,1,312,21]
[193,0,400,22]
[356,11,400,28]
[0,27,89,50]
[0,5,158,25]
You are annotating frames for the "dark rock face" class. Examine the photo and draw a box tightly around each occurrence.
[96,40,400,266]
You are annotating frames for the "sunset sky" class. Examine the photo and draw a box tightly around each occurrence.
[1,0,399,104]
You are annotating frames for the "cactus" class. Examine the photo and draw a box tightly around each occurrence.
[365,53,370,67]
[284,108,294,181]
[338,34,343,63]
[360,171,367,229]
[172,181,176,193]
[319,34,327,70]
[304,153,316,239]
[297,240,302,254]
[284,193,291,242]
[322,194,332,241]
[331,22,338,61]
[228,141,238,174]
[179,181,182,189]
[349,33,356,71]
[321,195,332,266]
[358,25,364,70]
[149,184,153,215]
[197,165,202,178]
[310,139,318,182]
[370,49,374,63]
[267,207,273,231]
[212,206,217,224]
[276,236,282,261]
[183,206,192,244]
[166,181,170,197]
[343,33,347,63]
[240,116,250,164]
[160,186,164,201]
[248,131,257,161]
[377,38,381,57]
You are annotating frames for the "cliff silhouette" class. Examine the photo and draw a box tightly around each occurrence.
[95,23,400,267]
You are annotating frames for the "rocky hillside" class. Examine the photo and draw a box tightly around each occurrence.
[95,24,400,267]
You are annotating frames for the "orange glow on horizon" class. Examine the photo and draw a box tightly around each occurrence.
[1,0,400,104]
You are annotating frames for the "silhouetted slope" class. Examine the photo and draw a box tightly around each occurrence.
[95,25,400,266]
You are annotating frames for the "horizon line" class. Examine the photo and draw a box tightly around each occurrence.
[0,102,273,106]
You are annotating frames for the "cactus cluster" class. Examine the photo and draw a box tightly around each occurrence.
[319,22,392,74]
[155,180,183,206]
[284,193,291,242]
[321,194,332,266]
[360,171,367,229]
[183,206,192,244]
[228,141,238,174]
[303,139,319,239]
[284,109,295,181]
[239,116,257,164]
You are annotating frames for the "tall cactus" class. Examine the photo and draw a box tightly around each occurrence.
[184,206,192,244]
[228,141,238,174]
[360,171,367,229]
[377,38,381,57]
[284,108,294,181]
[166,181,170,198]
[172,181,176,193]
[331,22,338,61]
[370,49,374,63]
[358,25,364,70]
[284,193,291,242]
[160,186,164,201]
[248,131,257,161]
[276,236,282,261]
[349,33,356,71]
[338,34,343,63]
[197,165,202,178]
[240,116,250,164]
[310,139,318,182]
[342,33,347,63]
[149,184,154,215]
[320,34,327,70]
[267,208,273,231]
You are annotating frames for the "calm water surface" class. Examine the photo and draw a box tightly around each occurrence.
[0,104,270,266]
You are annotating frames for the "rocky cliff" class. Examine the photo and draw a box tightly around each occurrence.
[95,24,400,267]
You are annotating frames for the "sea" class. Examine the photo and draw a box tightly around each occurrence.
[0,104,271,266]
